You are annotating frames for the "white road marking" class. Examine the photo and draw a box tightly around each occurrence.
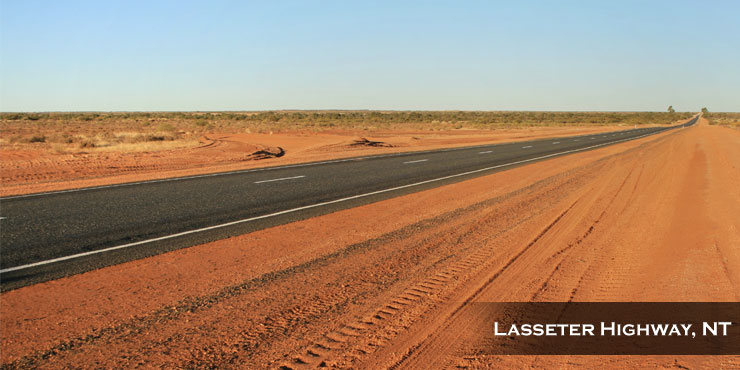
[404,159,428,164]
[479,151,493,154]
[3,120,693,201]
[522,145,533,149]
[0,129,671,275]
[552,142,560,144]
[254,175,305,184]
[573,139,579,141]
[0,142,513,200]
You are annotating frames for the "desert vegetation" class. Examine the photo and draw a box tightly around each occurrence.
[1,111,693,153]
[706,112,740,129]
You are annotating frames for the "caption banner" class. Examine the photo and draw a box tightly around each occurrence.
[464,302,740,355]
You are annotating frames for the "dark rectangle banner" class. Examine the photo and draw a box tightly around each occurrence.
[463,302,740,355]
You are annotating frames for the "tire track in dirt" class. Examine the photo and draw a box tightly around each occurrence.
[3,161,601,369]
[276,153,644,369]
[551,163,646,303]
[173,170,591,369]
[279,204,579,369]
[360,125,736,369]
[530,161,641,301]
[229,129,691,369]
[282,153,647,368]
[379,201,582,370]
[6,123,736,369]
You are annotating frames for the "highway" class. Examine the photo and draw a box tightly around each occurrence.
[0,117,698,289]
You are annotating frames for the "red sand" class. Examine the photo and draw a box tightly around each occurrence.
[1,125,666,197]
[2,118,737,368]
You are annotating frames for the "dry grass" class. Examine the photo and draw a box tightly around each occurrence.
[1,125,187,153]
[706,112,740,129]
[91,140,200,153]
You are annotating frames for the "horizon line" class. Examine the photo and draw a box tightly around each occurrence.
[0,109,712,114]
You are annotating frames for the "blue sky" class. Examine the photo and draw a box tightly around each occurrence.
[1,0,738,112]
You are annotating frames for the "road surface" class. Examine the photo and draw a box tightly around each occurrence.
[0,117,697,289]
[5,117,739,369]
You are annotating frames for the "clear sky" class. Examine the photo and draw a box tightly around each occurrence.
[1,0,738,112]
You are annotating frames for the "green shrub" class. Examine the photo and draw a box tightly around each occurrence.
[2,113,24,120]
[157,123,176,132]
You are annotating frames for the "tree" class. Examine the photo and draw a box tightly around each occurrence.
[668,105,675,114]
[701,107,709,115]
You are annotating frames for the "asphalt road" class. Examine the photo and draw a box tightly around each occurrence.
[0,117,698,289]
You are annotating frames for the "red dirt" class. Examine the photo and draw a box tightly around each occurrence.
[2,118,737,369]
[1,124,670,197]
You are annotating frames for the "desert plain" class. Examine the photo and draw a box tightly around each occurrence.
[1,111,739,369]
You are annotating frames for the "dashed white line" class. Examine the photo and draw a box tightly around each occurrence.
[3,120,692,200]
[0,129,668,275]
[479,151,493,154]
[254,175,305,184]
[552,142,560,144]
[0,147,458,199]
[404,159,429,164]
[522,145,533,149]
[573,139,579,141]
